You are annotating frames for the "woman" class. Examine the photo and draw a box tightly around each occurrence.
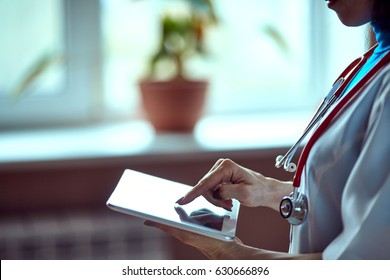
[146,0,390,259]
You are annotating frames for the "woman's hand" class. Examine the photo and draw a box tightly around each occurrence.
[178,158,292,212]
[144,220,242,259]
[145,221,322,260]
[143,159,321,260]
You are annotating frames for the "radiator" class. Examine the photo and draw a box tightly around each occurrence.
[0,211,170,260]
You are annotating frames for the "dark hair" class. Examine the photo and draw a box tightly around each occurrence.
[373,0,390,28]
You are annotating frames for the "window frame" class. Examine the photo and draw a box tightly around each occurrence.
[0,0,103,129]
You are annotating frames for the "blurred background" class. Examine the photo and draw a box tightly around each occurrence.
[0,0,369,259]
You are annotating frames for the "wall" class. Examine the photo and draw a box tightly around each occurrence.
[0,147,292,259]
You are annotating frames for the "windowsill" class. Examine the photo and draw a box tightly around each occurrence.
[0,111,311,169]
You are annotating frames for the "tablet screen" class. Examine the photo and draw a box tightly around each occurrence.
[106,169,240,241]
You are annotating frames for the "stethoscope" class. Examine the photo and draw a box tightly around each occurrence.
[275,43,390,225]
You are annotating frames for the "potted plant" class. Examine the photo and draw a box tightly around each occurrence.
[139,0,217,132]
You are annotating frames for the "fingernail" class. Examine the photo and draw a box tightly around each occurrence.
[223,206,232,212]
[223,200,233,212]
[144,220,157,227]
[175,196,184,204]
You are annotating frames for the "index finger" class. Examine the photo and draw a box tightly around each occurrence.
[178,159,236,205]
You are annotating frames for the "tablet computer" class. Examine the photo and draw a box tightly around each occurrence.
[106,169,240,241]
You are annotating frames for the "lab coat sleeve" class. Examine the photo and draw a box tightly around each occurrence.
[323,73,390,259]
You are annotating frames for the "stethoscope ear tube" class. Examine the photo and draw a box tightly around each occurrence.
[276,44,390,226]
[292,45,390,188]
[274,55,365,175]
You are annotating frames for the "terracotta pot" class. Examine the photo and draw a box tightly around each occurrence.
[139,79,208,132]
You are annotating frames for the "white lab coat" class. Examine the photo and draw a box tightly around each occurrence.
[289,63,390,259]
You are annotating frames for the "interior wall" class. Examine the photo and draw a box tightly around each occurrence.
[0,147,292,259]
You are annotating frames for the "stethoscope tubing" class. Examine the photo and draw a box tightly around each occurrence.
[277,44,390,225]
[292,45,390,187]
[275,57,363,172]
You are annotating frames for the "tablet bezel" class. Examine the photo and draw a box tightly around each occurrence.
[106,169,240,241]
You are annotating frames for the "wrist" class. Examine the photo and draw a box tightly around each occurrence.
[200,239,242,260]
[264,178,292,211]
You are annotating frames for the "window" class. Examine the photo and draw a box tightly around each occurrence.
[102,0,367,117]
[0,0,102,128]
[0,0,64,99]
[103,0,312,115]
[0,0,367,129]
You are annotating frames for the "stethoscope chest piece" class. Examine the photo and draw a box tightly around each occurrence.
[279,189,308,225]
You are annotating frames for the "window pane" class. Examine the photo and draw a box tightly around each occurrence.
[102,0,311,115]
[204,0,310,114]
[0,0,64,98]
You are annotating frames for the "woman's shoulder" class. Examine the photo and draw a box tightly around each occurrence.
[375,62,390,83]
[374,62,390,98]
[365,62,390,101]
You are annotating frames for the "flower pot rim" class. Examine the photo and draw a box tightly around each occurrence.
[139,78,208,86]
